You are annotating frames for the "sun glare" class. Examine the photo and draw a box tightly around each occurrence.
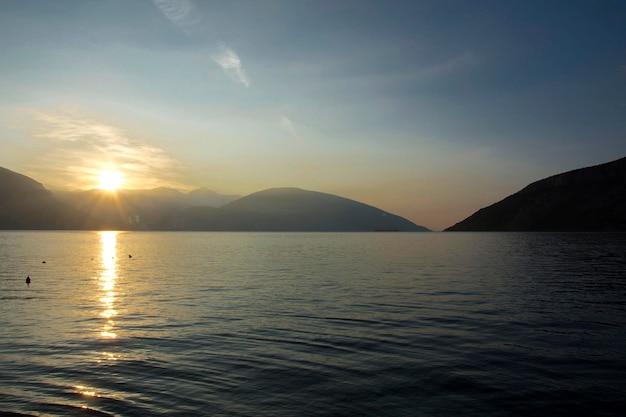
[98,170,124,191]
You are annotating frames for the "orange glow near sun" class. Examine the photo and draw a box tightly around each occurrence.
[98,170,125,191]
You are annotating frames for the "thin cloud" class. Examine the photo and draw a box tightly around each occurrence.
[419,51,478,79]
[153,0,251,87]
[23,108,191,190]
[152,0,203,35]
[280,115,297,137]
[213,43,251,87]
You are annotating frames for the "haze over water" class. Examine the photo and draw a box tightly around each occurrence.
[1,231,625,416]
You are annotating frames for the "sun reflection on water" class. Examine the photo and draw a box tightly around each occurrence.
[96,351,121,363]
[98,231,118,339]
[75,385,97,397]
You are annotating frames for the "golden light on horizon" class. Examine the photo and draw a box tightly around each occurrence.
[98,170,125,191]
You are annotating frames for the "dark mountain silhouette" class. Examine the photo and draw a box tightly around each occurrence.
[445,157,626,231]
[0,167,65,229]
[0,168,428,231]
[173,188,429,231]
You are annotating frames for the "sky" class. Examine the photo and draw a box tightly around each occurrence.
[1,0,625,230]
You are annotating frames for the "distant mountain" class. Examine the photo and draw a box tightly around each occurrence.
[185,187,240,207]
[52,187,240,230]
[0,168,427,231]
[173,187,429,231]
[445,157,626,231]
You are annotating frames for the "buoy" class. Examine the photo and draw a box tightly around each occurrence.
[129,254,132,258]
[26,275,31,286]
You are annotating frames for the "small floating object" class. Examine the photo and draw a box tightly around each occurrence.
[42,261,46,263]
[26,275,31,286]
[128,254,132,258]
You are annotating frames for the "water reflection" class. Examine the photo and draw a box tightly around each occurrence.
[98,231,118,339]
[74,385,97,397]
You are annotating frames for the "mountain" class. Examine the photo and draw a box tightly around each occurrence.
[185,187,240,207]
[445,157,626,231]
[0,167,65,229]
[173,187,429,231]
[0,168,427,231]
[52,187,240,230]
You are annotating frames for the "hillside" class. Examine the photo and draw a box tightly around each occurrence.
[0,167,64,229]
[445,157,626,231]
[174,188,429,231]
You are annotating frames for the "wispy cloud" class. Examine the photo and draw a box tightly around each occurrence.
[23,107,192,190]
[280,115,297,137]
[213,43,251,87]
[152,0,203,35]
[419,51,478,79]
[153,0,251,87]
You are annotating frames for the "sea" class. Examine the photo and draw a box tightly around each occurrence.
[0,231,624,417]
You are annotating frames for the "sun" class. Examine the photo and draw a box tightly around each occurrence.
[98,170,125,191]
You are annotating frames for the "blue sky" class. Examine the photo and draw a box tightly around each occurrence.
[1,0,625,230]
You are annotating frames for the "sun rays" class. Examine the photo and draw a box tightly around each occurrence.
[97,170,125,192]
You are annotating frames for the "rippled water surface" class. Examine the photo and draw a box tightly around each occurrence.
[1,231,625,416]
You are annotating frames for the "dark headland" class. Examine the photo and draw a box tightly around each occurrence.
[446,157,626,232]
[0,168,428,232]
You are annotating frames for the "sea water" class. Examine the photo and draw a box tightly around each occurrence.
[0,231,624,416]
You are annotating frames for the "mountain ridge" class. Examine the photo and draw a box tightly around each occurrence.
[185,187,428,231]
[0,168,428,231]
[445,157,626,231]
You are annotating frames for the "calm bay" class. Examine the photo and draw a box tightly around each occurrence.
[1,231,625,416]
